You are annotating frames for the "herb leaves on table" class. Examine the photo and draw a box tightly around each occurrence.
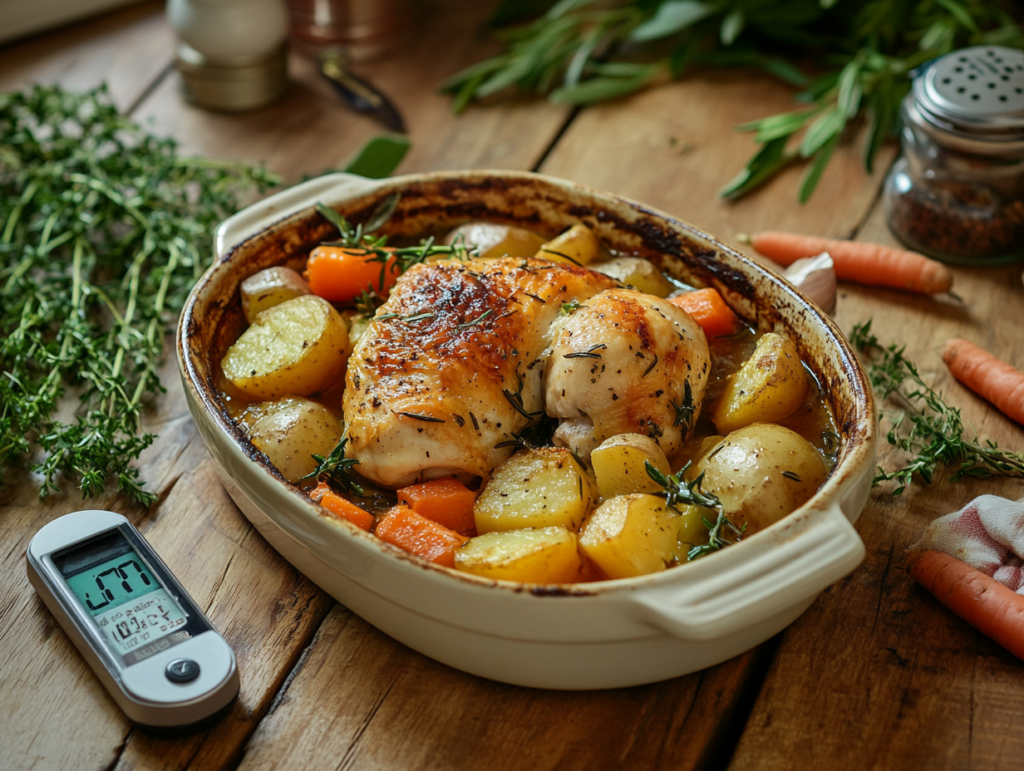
[443,0,1024,202]
[851,321,1024,494]
[0,85,278,505]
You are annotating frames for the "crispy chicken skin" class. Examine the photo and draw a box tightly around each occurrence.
[344,256,617,487]
[545,289,710,458]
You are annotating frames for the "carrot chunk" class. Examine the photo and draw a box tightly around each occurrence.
[668,288,740,338]
[908,550,1024,660]
[374,505,468,568]
[305,245,398,303]
[310,482,375,532]
[750,231,953,295]
[942,338,1024,426]
[397,477,478,536]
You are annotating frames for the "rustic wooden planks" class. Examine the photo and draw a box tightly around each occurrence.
[0,1,174,110]
[540,70,895,248]
[131,0,571,181]
[4,2,1024,769]
[728,206,1024,771]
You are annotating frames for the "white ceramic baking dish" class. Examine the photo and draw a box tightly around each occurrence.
[177,171,876,689]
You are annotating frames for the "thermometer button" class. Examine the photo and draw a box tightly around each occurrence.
[166,659,201,683]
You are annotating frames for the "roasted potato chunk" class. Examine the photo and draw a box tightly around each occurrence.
[536,223,600,266]
[713,332,808,434]
[474,448,593,534]
[248,398,342,483]
[578,494,679,579]
[591,257,675,297]
[444,222,546,259]
[222,295,350,400]
[591,433,671,500]
[240,266,311,324]
[454,527,582,583]
[694,423,826,534]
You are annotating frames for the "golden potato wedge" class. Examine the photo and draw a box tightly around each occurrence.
[474,448,592,534]
[590,257,675,297]
[591,433,671,500]
[444,222,546,259]
[248,398,342,483]
[536,223,601,266]
[578,494,679,579]
[694,423,827,535]
[222,295,350,400]
[713,332,808,434]
[454,527,582,583]
[240,266,311,323]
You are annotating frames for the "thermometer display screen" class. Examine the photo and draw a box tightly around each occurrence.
[54,530,188,657]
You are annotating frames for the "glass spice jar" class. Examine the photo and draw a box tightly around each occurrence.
[883,45,1024,265]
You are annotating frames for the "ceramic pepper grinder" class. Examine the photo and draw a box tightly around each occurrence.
[167,0,290,112]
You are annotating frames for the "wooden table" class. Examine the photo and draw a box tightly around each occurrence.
[3,3,1023,769]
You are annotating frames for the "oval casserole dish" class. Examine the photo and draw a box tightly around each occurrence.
[177,170,876,689]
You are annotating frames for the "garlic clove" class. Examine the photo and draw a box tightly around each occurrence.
[782,252,837,315]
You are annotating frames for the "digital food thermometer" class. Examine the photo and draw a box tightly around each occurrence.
[26,510,239,730]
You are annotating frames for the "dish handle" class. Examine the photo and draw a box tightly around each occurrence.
[214,172,386,258]
[630,503,865,642]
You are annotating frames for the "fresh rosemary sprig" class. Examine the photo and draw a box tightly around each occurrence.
[444,0,1024,202]
[644,459,721,511]
[850,320,1024,494]
[687,510,746,561]
[670,381,695,432]
[300,436,365,497]
[644,460,744,560]
[316,201,476,288]
[0,85,278,504]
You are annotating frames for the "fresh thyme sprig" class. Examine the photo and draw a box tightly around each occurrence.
[850,320,1024,494]
[0,85,278,504]
[300,436,365,497]
[444,0,1024,202]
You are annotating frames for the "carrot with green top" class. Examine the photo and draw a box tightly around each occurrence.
[305,245,398,303]
[749,231,953,295]
[311,482,375,532]
[374,505,468,568]
[941,338,1024,426]
[907,550,1024,660]
[397,477,478,536]
[668,288,740,337]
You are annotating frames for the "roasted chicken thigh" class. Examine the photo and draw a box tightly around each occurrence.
[343,256,616,487]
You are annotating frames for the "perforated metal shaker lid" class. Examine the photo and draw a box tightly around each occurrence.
[912,45,1024,140]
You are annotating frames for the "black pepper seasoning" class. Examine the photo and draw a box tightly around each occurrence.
[883,45,1024,266]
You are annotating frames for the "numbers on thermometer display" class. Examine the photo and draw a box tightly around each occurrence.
[94,588,188,652]
[86,559,153,611]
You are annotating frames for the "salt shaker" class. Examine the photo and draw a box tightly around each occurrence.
[883,45,1024,265]
[168,0,290,112]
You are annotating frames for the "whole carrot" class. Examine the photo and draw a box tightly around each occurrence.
[907,550,1024,660]
[750,231,953,295]
[942,338,1024,426]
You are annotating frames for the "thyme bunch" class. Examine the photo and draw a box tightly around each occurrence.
[0,85,278,504]
[444,0,1024,202]
[850,321,1024,494]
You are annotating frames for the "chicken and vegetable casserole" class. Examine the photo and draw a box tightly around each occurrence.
[216,202,838,584]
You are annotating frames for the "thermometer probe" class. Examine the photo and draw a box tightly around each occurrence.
[26,510,238,730]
